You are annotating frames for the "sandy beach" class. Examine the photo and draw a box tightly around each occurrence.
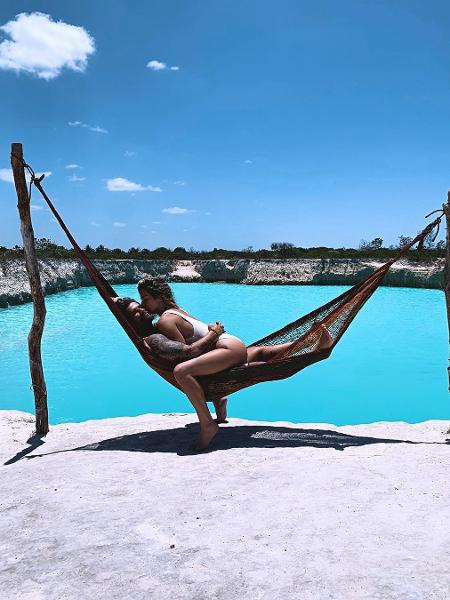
[1,410,449,599]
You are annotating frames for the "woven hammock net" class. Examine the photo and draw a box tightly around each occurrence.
[32,177,440,403]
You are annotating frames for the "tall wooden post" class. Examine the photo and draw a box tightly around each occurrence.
[11,143,49,434]
[444,191,450,391]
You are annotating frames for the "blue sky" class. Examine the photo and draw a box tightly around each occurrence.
[1,1,449,250]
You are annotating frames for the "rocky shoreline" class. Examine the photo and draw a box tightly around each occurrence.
[0,257,444,308]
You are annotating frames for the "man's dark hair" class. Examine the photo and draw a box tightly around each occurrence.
[116,296,156,336]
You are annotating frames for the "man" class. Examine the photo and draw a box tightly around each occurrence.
[114,296,225,362]
[113,296,229,422]
[116,296,305,366]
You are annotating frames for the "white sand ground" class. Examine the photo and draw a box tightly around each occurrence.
[0,410,449,600]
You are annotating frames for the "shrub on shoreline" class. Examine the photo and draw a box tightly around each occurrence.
[0,238,445,262]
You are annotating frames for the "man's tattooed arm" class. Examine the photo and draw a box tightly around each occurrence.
[143,330,221,363]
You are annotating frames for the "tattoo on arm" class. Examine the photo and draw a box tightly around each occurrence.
[144,332,219,363]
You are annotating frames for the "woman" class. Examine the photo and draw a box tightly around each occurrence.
[136,278,311,450]
[137,278,246,449]
[112,296,227,366]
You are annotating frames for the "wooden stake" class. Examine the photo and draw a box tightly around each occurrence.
[11,143,49,434]
[444,191,450,391]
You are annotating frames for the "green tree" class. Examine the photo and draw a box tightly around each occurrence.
[271,242,295,251]
[35,238,65,252]
[398,235,413,248]
[359,238,383,250]
[370,237,383,250]
[153,246,171,257]
[359,239,370,250]
[423,232,435,249]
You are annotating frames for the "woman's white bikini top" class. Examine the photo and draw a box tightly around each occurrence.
[161,309,210,343]
[161,308,240,344]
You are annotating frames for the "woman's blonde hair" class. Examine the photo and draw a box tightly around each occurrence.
[137,278,178,311]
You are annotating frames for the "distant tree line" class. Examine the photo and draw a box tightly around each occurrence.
[0,235,445,262]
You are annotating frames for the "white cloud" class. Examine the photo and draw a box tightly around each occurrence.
[68,120,108,134]
[106,177,162,192]
[204,211,212,216]
[0,168,13,183]
[147,59,180,72]
[244,159,253,164]
[152,221,161,225]
[0,12,95,80]
[65,163,80,169]
[35,171,52,180]
[0,167,51,183]
[124,150,137,157]
[69,174,86,182]
[162,206,195,215]
[90,125,108,134]
[113,222,126,228]
[173,180,186,186]
[147,59,166,71]
[90,221,100,227]
[31,204,43,211]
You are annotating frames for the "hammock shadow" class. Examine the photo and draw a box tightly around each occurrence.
[10,423,448,463]
[80,424,421,455]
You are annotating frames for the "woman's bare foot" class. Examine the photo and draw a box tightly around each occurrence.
[213,397,228,423]
[195,421,219,450]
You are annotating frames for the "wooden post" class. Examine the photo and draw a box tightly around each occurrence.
[444,191,450,391]
[11,143,49,434]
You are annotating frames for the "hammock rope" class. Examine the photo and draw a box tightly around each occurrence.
[13,153,443,402]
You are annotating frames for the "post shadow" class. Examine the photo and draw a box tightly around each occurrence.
[4,433,47,465]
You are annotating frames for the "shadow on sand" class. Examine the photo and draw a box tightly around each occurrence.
[4,433,47,466]
[5,422,448,465]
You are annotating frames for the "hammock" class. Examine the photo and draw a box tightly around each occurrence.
[32,177,442,402]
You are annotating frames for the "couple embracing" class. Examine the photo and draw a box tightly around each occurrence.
[115,278,331,450]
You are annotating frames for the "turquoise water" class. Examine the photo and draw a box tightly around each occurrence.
[0,283,448,425]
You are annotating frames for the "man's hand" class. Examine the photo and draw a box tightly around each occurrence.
[208,322,225,336]
[145,325,225,364]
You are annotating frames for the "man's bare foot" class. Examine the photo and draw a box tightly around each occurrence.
[195,421,219,451]
[213,397,228,424]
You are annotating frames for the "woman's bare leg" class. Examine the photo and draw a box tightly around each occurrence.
[173,369,219,449]
[173,342,247,449]
[246,326,333,364]
[246,341,294,363]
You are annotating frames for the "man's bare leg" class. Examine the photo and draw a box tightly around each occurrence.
[213,397,228,423]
